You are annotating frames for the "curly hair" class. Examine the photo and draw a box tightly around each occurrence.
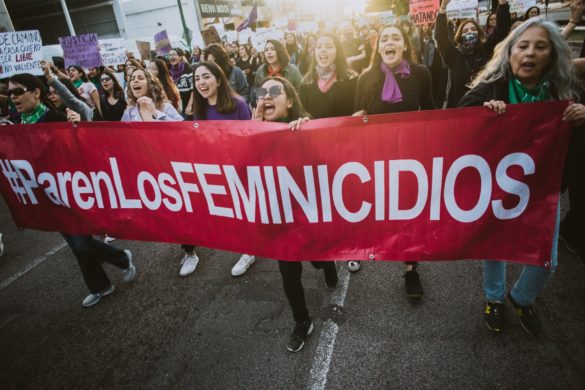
[125,68,168,109]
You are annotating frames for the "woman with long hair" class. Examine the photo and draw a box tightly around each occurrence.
[252,76,338,352]
[435,0,511,107]
[236,44,259,94]
[284,32,302,65]
[354,24,435,296]
[42,61,94,121]
[203,43,249,102]
[68,65,102,118]
[148,59,181,110]
[99,69,127,121]
[298,33,317,76]
[459,17,585,336]
[8,73,65,124]
[168,48,194,114]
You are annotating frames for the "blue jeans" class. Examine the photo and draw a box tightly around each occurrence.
[483,203,560,307]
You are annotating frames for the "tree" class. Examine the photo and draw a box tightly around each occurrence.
[365,0,410,16]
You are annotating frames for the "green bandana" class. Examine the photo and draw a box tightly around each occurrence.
[508,77,549,104]
[72,79,83,88]
[20,103,48,124]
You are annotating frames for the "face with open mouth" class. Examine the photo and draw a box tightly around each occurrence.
[315,36,336,68]
[8,81,39,114]
[259,79,291,122]
[377,26,407,68]
[68,67,81,81]
[169,50,180,66]
[47,86,63,107]
[264,43,279,66]
[510,26,551,87]
[194,65,219,104]
[130,69,150,99]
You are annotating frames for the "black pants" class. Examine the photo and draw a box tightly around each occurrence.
[278,261,335,323]
[63,234,129,293]
[181,245,197,253]
[562,129,585,252]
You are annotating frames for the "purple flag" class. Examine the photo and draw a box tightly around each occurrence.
[237,4,258,32]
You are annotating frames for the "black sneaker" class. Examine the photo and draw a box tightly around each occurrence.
[404,270,423,298]
[484,301,506,333]
[287,319,314,353]
[508,292,543,337]
[324,264,338,290]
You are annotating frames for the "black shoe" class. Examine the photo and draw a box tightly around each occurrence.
[484,301,506,333]
[324,264,338,290]
[404,270,423,298]
[287,319,314,352]
[508,292,543,337]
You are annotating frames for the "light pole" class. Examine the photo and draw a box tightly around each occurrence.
[177,0,192,47]
[59,0,76,36]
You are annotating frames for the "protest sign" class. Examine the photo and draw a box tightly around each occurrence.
[136,40,151,61]
[447,0,479,19]
[509,0,537,14]
[224,30,238,44]
[0,30,43,78]
[380,11,397,25]
[99,38,127,67]
[58,34,103,68]
[154,30,171,55]
[238,28,253,45]
[0,102,570,266]
[409,0,439,25]
[202,27,222,46]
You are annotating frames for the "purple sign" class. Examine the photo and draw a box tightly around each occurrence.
[58,34,103,68]
[154,30,172,55]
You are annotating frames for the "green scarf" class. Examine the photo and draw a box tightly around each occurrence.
[72,79,83,88]
[508,77,549,104]
[20,104,48,124]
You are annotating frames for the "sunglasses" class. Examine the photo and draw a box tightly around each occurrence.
[100,76,112,82]
[7,87,30,97]
[255,85,283,99]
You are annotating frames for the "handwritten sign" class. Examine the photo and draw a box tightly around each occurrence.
[154,30,171,55]
[58,34,103,68]
[509,0,537,14]
[447,0,478,19]
[99,38,127,66]
[0,30,43,78]
[409,0,439,25]
[136,40,151,61]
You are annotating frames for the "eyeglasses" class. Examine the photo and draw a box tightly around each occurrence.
[255,85,283,99]
[7,87,29,97]
[100,76,112,82]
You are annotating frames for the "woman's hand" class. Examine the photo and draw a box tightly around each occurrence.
[252,101,264,121]
[483,100,507,114]
[288,117,310,131]
[563,102,585,126]
[137,96,157,121]
[352,109,367,116]
[66,108,81,124]
[41,60,53,82]
[439,0,451,11]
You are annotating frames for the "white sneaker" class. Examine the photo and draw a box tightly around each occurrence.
[82,285,115,307]
[104,235,116,243]
[347,260,361,272]
[0,233,4,257]
[179,253,199,276]
[122,249,136,282]
[231,254,255,277]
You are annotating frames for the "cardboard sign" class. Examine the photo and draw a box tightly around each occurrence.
[136,40,151,61]
[409,0,439,25]
[202,27,222,46]
[99,38,127,67]
[0,30,43,78]
[154,30,171,55]
[58,34,103,68]
[509,0,537,14]
[447,0,478,19]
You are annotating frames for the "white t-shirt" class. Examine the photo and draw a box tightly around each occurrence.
[77,81,98,109]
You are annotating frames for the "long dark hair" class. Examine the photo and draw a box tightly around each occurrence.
[264,39,290,68]
[101,69,124,99]
[153,59,180,109]
[259,76,309,121]
[9,73,56,110]
[203,43,234,79]
[191,61,239,120]
[356,25,414,113]
[302,32,356,85]
[68,65,89,82]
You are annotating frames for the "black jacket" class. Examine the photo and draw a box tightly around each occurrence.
[299,76,357,119]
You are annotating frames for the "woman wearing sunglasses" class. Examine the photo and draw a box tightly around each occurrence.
[354,25,435,299]
[253,76,338,353]
[189,61,253,277]
[8,73,65,124]
[99,69,127,121]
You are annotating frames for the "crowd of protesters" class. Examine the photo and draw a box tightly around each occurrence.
[1,0,585,353]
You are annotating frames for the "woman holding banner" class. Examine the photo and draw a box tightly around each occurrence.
[435,0,511,108]
[459,17,585,336]
[354,24,435,297]
[252,76,338,352]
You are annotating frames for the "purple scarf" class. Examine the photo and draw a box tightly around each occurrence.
[380,60,410,103]
[170,62,185,83]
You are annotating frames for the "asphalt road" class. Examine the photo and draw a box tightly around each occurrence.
[0,195,584,390]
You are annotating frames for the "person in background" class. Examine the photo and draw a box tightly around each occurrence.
[484,12,497,39]
[298,33,317,76]
[236,44,259,95]
[148,59,181,110]
[99,69,127,121]
[459,17,585,336]
[42,62,93,121]
[285,32,303,65]
[354,25,435,293]
[341,24,367,74]
[168,48,194,115]
[252,76,338,352]
[191,46,203,65]
[68,65,102,118]
[87,67,103,92]
[417,23,449,108]
[203,43,249,102]
[523,5,540,20]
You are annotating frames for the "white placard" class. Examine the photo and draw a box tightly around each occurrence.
[447,0,479,19]
[509,0,537,14]
[99,38,127,67]
[0,30,43,78]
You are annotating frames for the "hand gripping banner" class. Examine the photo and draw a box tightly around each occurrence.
[0,102,571,265]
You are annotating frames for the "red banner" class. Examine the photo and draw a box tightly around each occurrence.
[0,102,571,265]
[409,0,439,25]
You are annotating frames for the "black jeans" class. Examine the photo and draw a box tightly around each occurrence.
[63,234,129,293]
[278,260,335,323]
